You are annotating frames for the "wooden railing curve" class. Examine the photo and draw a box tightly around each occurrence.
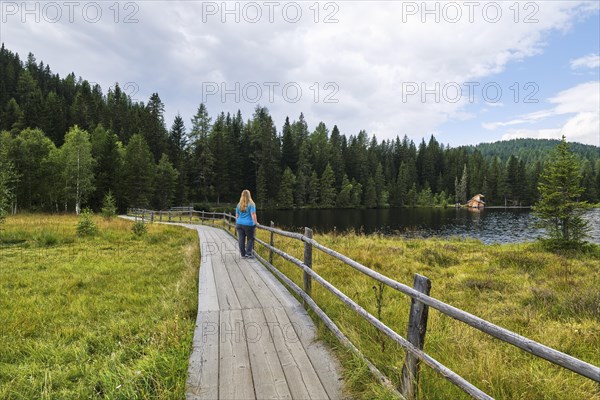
[126,208,600,399]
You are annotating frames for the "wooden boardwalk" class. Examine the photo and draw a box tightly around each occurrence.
[184,224,344,400]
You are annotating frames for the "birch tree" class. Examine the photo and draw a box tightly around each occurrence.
[61,126,95,214]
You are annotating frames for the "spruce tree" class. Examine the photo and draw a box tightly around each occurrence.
[256,164,268,207]
[144,93,168,161]
[281,117,297,172]
[395,162,410,207]
[407,183,418,207]
[364,177,377,208]
[277,168,296,209]
[168,114,188,205]
[42,91,67,146]
[533,136,590,246]
[417,185,433,207]
[209,113,231,204]
[329,125,345,189]
[374,163,387,207]
[154,154,179,210]
[350,179,363,207]
[336,174,353,208]
[3,98,25,134]
[0,132,17,223]
[294,171,307,207]
[16,69,43,128]
[189,103,214,202]
[9,128,55,210]
[308,170,320,206]
[168,113,187,167]
[249,106,280,207]
[90,125,122,210]
[319,163,336,208]
[101,191,117,220]
[457,164,468,204]
[122,134,155,208]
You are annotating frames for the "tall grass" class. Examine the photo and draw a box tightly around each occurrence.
[0,214,199,399]
[243,224,600,400]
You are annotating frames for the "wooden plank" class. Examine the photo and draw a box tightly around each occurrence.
[234,257,288,311]
[263,306,330,399]
[243,308,292,399]
[219,230,298,310]
[187,310,220,398]
[211,229,240,264]
[205,229,262,310]
[222,256,262,310]
[197,228,219,312]
[206,227,298,312]
[219,309,255,399]
[202,229,241,310]
[283,305,344,400]
[246,259,298,310]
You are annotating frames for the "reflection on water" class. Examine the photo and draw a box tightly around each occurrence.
[259,208,600,245]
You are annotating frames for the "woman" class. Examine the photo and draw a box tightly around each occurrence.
[235,189,259,258]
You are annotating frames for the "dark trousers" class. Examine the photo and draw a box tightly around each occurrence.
[236,224,255,257]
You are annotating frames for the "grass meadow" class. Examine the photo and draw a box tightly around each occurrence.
[2,214,598,399]
[0,214,199,399]
[241,223,599,400]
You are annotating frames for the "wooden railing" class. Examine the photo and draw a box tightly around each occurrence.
[126,208,600,399]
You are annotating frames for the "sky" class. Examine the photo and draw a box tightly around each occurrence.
[1,0,599,147]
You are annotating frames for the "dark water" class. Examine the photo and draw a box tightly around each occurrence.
[259,208,600,245]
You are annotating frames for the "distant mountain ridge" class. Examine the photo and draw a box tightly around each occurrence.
[464,138,600,164]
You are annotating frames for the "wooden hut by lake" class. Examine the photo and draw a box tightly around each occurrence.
[467,194,485,209]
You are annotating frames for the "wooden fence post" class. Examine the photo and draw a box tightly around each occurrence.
[190,208,193,222]
[201,211,204,223]
[303,227,313,298]
[269,221,275,264]
[168,211,171,222]
[159,211,162,222]
[179,212,182,222]
[401,273,432,400]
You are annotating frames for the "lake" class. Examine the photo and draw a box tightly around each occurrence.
[258,208,600,245]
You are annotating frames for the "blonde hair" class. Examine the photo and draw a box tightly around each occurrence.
[238,190,255,212]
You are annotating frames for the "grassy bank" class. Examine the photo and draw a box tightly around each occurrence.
[0,215,199,399]
[247,225,600,399]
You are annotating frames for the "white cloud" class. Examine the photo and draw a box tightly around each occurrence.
[496,82,600,145]
[1,0,598,143]
[570,53,600,69]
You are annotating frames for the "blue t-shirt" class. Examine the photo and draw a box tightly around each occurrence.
[236,203,256,226]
